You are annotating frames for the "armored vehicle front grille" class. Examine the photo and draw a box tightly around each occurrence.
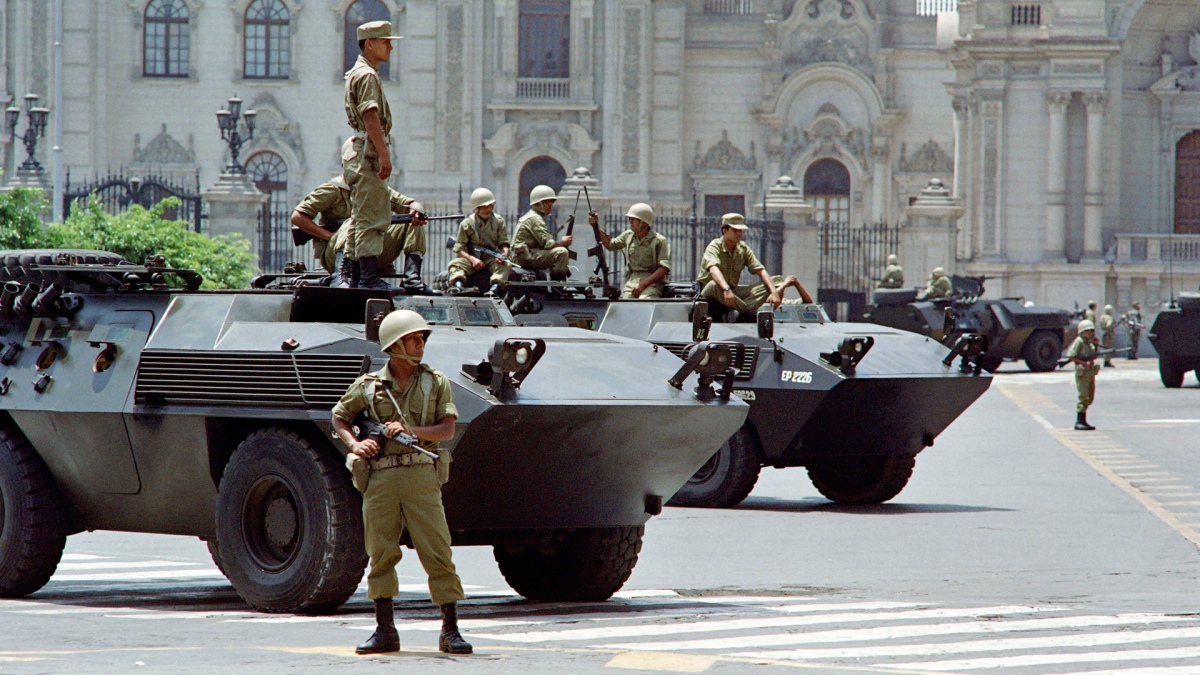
[653,342,759,380]
[135,351,370,409]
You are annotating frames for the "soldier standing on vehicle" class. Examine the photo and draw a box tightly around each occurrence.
[1066,319,1101,431]
[512,185,573,280]
[878,254,904,289]
[342,21,403,290]
[590,203,670,298]
[1124,301,1144,360]
[1099,305,1116,368]
[448,188,511,295]
[923,267,953,299]
[698,213,812,320]
[331,310,472,656]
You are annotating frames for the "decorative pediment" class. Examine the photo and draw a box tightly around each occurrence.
[244,93,306,169]
[897,140,953,174]
[133,124,195,164]
[692,131,757,173]
[775,0,875,78]
[770,106,867,174]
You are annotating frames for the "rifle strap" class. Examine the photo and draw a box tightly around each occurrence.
[367,368,433,428]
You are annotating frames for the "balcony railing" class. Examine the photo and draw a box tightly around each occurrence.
[916,0,957,16]
[704,0,754,15]
[516,78,570,99]
[1114,234,1200,264]
[1010,4,1042,25]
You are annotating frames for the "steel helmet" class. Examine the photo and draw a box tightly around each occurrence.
[529,184,557,205]
[932,267,946,278]
[887,254,899,265]
[378,309,431,351]
[625,203,654,225]
[1077,319,1095,332]
[1103,304,1113,314]
[470,187,496,209]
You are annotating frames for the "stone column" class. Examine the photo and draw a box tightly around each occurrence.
[903,178,965,277]
[765,175,818,294]
[1083,92,1106,258]
[204,172,268,265]
[1045,91,1071,260]
[870,145,888,223]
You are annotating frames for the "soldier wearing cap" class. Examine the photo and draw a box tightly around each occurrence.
[878,254,904,289]
[1099,304,1116,367]
[1065,318,1101,431]
[342,20,403,290]
[923,267,952,299]
[331,309,472,656]
[698,213,812,318]
[448,187,512,295]
[512,185,573,280]
[590,203,670,298]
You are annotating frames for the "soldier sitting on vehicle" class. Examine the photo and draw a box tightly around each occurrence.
[512,185,573,281]
[698,213,812,320]
[878,254,904,289]
[1099,304,1117,368]
[589,203,670,299]
[447,188,511,295]
[923,267,953,300]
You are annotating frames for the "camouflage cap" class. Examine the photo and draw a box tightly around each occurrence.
[357,21,403,41]
[721,213,748,230]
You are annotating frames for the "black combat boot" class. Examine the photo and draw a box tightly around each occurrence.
[358,256,392,291]
[1074,412,1095,431]
[448,279,467,295]
[356,598,401,654]
[332,253,353,288]
[347,258,362,289]
[550,271,569,282]
[438,602,473,654]
[402,253,431,293]
[485,283,501,297]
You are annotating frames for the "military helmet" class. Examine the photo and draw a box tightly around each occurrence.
[529,184,557,204]
[932,267,946,278]
[1103,304,1113,314]
[1088,300,1097,309]
[1077,319,1095,332]
[378,309,432,351]
[625,203,654,225]
[470,187,496,209]
[887,254,899,265]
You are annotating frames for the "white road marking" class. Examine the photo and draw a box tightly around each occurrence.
[887,645,1200,671]
[48,569,226,582]
[55,561,198,572]
[1135,419,1200,424]
[1072,667,1200,675]
[764,601,924,613]
[59,554,110,561]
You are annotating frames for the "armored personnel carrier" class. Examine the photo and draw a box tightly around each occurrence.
[0,251,746,612]
[861,275,1073,372]
[1148,293,1200,387]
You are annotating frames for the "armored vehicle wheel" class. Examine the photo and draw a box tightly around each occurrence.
[493,526,643,602]
[204,539,227,577]
[215,428,367,613]
[666,424,762,508]
[1022,330,1062,372]
[807,454,916,504]
[0,421,67,597]
[1160,360,1185,388]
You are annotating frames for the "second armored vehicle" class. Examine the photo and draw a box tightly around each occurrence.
[1148,293,1200,387]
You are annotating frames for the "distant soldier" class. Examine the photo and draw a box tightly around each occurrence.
[923,267,953,299]
[512,185,573,280]
[448,188,511,295]
[1084,300,1097,323]
[1123,301,1144,360]
[878,254,904,289]
[1065,319,1101,431]
[698,213,812,320]
[591,203,670,299]
[1099,305,1116,367]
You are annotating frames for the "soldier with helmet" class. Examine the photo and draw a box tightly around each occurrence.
[448,187,511,295]
[331,310,472,656]
[590,203,671,298]
[923,267,953,299]
[1084,300,1097,323]
[698,213,812,319]
[1123,301,1144,360]
[512,185,573,280]
[1099,304,1117,367]
[1065,318,1101,431]
[878,254,904,289]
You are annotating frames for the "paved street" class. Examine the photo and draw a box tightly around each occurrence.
[1,358,1199,674]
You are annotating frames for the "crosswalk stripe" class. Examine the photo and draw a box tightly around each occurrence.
[887,645,1200,671]
[621,613,1183,652]
[55,561,198,572]
[1072,667,1200,675]
[48,569,226,582]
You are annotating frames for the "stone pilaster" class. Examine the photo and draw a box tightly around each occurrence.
[765,175,817,294]
[204,173,268,266]
[1083,91,1106,258]
[903,178,964,277]
[1045,90,1071,260]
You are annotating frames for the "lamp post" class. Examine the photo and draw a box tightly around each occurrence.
[215,95,257,175]
[5,93,50,176]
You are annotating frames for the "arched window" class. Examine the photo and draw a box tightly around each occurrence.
[246,151,290,271]
[344,0,391,79]
[144,0,189,77]
[244,0,290,80]
[518,156,567,213]
[804,158,851,223]
[519,0,570,79]
[1177,131,1200,234]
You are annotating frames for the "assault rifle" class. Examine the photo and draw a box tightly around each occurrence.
[557,189,580,261]
[353,411,438,460]
[1056,347,1130,369]
[582,185,610,285]
[443,236,529,273]
[291,212,463,247]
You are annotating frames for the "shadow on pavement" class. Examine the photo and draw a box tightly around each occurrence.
[733,497,1015,515]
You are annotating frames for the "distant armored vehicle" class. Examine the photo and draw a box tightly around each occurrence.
[0,251,746,611]
[862,275,1073,372]
[1148,293,1200,387]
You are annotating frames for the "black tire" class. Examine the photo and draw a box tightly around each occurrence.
[1160,359,1185,388]
[807,454,916,504]
[0,249,129,289]
[493,526,643,602]
[215,428,367,613]
[204,538,227,578]
[1022,330,1062,372]
[666,424,763,508]
[0,421,67,597]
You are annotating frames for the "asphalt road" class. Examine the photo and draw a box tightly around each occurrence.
[2,358,1199,674]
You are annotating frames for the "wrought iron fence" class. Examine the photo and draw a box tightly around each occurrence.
[817,221,901,322]
[258,206,300,273]
[63,171,206,233]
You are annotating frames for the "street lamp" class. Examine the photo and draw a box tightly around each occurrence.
[6,93,50,174]
[216,94,257,174]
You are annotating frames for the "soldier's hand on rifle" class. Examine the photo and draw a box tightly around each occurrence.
[470,256,485,271]
[384,420,411,438]
[409,201,428,226]
[558,235,573,248]
[353,438,381,459]
[588,212,599,227]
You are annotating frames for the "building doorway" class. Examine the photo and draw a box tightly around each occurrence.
[804,158,851,223]
[518,156,567,213]
[1176,130,1200,234]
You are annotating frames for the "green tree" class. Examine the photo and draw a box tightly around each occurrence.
[0,187,49,250]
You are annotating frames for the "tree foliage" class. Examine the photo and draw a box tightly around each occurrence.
[0,187,49,251]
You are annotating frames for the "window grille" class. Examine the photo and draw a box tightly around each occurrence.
[1010,4,1041,25]
[144,0,189,77]
[245,0,290,79]
[704,0,754,15]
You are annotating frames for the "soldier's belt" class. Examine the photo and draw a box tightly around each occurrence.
[370,452,436,470]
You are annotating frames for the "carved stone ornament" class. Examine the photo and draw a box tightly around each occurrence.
[770,106,867,174]
[133,124,196,164]
[897,140,953,174]
[517,119,572,151]
[693,131,757,172]
[1190,31,1200,66]
[784,36,872,75]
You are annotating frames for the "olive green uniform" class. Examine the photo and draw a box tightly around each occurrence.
[604,229,671,299]
[331,364,465,605]
[878,264,904,289]
[447,213,512,285]
[697,237,781,313]
[1099,313,1116,366]
[343,54,393,260]
[1084,307,1096,322]
[294,179,423,273]
[1124,309,1143,359]
[1065,336,1100,414]
[925,275,952,299]
[512,208,570,275]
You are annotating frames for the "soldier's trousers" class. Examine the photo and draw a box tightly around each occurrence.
[513,247,570,275]
[342,149,390,260]
[321,223,425,274]
[622,272,664,299]
[1128,331,1141,358]
[1101,331,1114,365]
[700,275,785,313]
[447,256,511,285]
[1075,368,1096,413]
[362,463,465,604]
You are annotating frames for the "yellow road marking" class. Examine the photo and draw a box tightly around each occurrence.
[606,651,716,672]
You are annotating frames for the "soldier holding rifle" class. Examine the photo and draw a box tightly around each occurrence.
[1064,319,1101,431]
[448,187,512,295]
[589,203,670,299]
[1122,301,1144,360]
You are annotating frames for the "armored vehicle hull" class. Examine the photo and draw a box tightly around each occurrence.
[1148,293,1200,387]
[0,255,746,611]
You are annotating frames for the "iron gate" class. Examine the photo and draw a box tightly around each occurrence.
[817,222,901,322]
[63,171,206,233]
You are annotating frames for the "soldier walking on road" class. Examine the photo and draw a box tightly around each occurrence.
[1123,302,1144,360]
[698,213,812,320]
[878,254,904,289]
[331,310,472,656]
[448,188,512,295]
[1066,319,1101,431]
[512,185,573,280]
[591,203,671,298]
[1099,305,1116,368]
